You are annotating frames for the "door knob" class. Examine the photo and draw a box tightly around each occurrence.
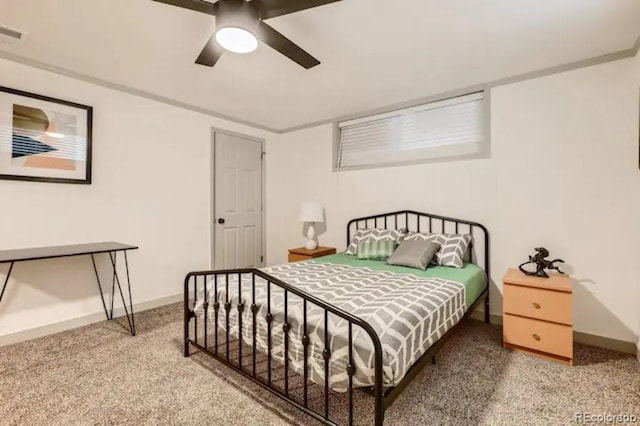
[218,218,225,224]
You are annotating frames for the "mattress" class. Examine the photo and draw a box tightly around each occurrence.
[314,254,487,308]
[193,257,486,392]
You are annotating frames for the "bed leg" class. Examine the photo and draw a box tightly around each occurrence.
[375,407,384,426]
[484,293,490,324]
[431,356,436,365]
[184,274,192,358]
[184,309,194,357]
[184,313,190,357]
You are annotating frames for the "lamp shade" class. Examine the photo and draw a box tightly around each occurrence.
[300,202,324,223]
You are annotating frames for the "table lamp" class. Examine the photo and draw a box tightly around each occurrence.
[300,202,324,250]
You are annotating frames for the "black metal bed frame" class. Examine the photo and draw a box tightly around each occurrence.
[184,210,490,425]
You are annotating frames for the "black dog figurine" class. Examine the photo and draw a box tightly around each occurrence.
[519,247,565,278]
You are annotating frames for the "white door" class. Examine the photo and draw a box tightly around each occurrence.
[213,131,264,269]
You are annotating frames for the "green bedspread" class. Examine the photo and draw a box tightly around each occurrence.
[312,253,486,307]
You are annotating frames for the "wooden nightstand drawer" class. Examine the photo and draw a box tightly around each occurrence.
[288,246,336,263]
[504,314,573,359]
[503,284,572,325]
[288,253,311,262]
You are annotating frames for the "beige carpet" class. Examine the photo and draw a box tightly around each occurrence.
[1,303,639,426]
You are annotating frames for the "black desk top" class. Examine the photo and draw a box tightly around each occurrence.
[0,242,138,263]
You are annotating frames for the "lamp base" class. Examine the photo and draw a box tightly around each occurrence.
[305,222,318,250]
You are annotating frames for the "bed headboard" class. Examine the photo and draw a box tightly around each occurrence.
[346,210,490,276]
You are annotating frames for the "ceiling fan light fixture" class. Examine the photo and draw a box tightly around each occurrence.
[45,132,65,139]
[215,26,258,54]
[154,0,327,68]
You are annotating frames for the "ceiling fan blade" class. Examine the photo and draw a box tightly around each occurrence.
[195,35,225,67]
[256,21,320,69]
[152,0,217,15]
[253,0,340,19]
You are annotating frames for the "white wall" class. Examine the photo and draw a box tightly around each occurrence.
[0,58,272,339]
[3,53,639,348]
[266,57,640,344]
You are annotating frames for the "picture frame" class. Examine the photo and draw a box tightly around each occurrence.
[0,85,92,184]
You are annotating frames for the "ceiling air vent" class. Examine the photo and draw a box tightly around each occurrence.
[0,25,27,46]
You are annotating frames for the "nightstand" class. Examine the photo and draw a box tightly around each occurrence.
[288,246,336,262]
[502,268,573,365]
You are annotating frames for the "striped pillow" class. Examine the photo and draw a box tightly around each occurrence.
[345,228,407,255]
[356,240,397,260]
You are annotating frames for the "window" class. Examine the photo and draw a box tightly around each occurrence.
[336,92,487,169]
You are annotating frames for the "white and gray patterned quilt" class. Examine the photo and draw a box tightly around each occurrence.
[194,260,466,392]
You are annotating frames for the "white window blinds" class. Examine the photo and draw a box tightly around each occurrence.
[337,92,486,169]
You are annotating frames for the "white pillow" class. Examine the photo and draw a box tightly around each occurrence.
[403,232,472,268]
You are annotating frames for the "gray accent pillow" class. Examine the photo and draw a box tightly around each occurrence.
[345,228,407,255]
[404,232,472,268]
[386,239,441,270]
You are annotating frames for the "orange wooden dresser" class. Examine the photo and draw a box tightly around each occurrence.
[502,268,573,365]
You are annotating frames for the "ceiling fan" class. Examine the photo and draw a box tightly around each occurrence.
[152,0,341,69]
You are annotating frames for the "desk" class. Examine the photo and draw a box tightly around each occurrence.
[0,242,138,336]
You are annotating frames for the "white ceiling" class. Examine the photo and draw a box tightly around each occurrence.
[1,0,639,131]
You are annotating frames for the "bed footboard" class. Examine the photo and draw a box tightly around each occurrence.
[184,268,385,426]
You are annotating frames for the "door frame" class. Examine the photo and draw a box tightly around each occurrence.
[211,127,266,269]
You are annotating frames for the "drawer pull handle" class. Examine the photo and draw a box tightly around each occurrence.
[532,334,541,341]
[532,302,541,309]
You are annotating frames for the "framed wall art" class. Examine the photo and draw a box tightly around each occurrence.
[0,86,92,184]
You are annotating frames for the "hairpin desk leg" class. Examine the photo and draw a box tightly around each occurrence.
[123,251,135,335]
[0,261,15,305]
[90,254,110,320]
[108,251,136,336]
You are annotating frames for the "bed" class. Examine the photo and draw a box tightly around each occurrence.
[184,210,490,426]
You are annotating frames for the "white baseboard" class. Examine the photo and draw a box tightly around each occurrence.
[469,309,638,356]
[0,293,182,347]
